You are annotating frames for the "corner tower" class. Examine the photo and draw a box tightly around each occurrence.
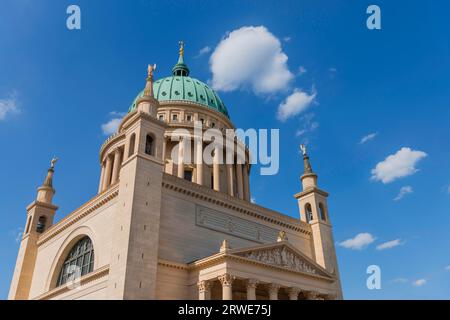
[9,159,59,300]
[294,145,342,298]
[106,63,167,299]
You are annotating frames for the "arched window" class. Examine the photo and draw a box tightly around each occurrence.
[319,203,327,221]
[128,133,136,157]
[305,203,313,223]
[36,216,46,233]
[145,134,154,156]
[57,237,94,287]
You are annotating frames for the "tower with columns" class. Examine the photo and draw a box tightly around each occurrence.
[9,160,59,300]
[8,43,342,300]
[295,146,342,298]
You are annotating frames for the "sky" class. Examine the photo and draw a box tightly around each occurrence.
[1,0,449,299]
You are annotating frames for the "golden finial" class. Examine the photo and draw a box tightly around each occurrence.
[147,64,156,79]
[179,40,185,57]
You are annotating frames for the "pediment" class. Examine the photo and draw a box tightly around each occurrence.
[230,242,332,279]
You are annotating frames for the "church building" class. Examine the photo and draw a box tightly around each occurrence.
[8,44,343,300]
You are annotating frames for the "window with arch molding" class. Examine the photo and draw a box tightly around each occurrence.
[128,133,136,157]
[305,203,313,223]
[145,134,154,156]
[319,203,327,221]
[57,236,94,287]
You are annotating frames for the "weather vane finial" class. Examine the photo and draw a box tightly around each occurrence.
[147,63,157,78]
[179,40,185,57]
[50,156,59,169]
[300,144,307,156]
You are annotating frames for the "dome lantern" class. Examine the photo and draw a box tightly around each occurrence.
[171,40,190,77]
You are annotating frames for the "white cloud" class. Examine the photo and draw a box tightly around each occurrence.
[283,36,291,42]
[371,147,427,184]
[447,186,450,194]
[394,186,413,201]
[0,92,20,120]
[338,232,376,250]
[295,113,319,139]
[445,265,450,271]
[359,132,378,144]
[376,239,404,250]
[196,46,211,58]
[210,26,293,94]
[412,279,426,287]
[250,197,256,204]
[9,227,23,243]
[277,88,316,121]
[101,118,121,135]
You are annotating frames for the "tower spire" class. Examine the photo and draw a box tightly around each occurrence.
[300,144,313,174]
[172,40,190,76]
[37,157,58,203]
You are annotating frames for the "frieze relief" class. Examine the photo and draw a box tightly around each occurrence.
[236,246,321,276]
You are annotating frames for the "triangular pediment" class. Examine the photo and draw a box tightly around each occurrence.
[230,242,333,279]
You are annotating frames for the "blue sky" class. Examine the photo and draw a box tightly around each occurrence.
[1,0,449,299]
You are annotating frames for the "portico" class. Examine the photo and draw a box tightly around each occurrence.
[191,240,338,300]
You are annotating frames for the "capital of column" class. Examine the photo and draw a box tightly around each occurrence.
[246,278,258,289]
[197,280,212,293]
[268,283,281,300]
[218,273,235,287]
[306,290,322,300]
[287,287,301,300]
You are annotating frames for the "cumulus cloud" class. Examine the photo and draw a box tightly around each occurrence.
[101,111,124,135]
[210,26,293,94]
[0,92,20,120]
[376,239,404,250]
[394,186,413,201]
[412,279,426,287]
[371,147,427,184]
[359,132,378,144]
[277,88,316,121]
[338,233,376,250]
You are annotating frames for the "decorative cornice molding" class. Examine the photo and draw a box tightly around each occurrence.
[34,265,110,300]
[37,185,119,246]
[162,173,311,236]
[294,187,329,199]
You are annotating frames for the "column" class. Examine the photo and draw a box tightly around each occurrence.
[213,146,221,191]
[268,284,280,300]
[102,155,113,192]
[162,136,167,162]
[246,279,258,300]
[306,290,322,300]
[177,137,185,178]
[218,273,234,300]
[226,164,234,196]
[111,148,122,185]
[243,164,250,201]
[236,164,244,200]
[196,138,203,185]
[288,287,300,300]
[197,281,211,300]
[98,163,105,193]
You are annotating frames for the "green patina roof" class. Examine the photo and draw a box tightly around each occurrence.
[129,46,229,118]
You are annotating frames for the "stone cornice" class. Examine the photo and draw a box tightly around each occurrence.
[37,185,119,246]
[159,253,334,282]
[34,265,110,300]
[294,187,329,199]
[26,201,58,212]
[162,173,311,236]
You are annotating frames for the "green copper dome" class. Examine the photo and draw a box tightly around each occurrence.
[129,44,229,118]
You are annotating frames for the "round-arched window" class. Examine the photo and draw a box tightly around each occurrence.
[57,236,94,287]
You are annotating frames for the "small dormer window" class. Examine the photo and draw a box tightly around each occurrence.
[172,114,178,122]
[158,115,164,121]
[186,115,192,122]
